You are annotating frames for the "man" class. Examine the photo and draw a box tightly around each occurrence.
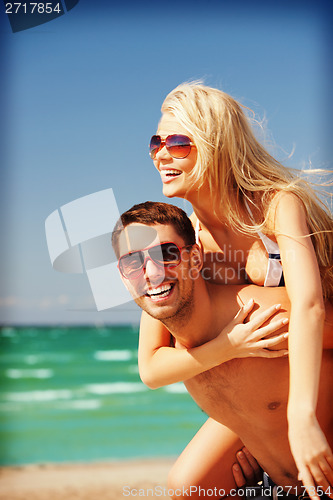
[112,201,333,500]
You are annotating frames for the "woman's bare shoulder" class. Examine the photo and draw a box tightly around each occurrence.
[266,191,306,232]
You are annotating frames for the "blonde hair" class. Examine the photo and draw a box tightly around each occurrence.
[161,81,333,300]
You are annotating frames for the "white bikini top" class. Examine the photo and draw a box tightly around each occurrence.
[194,219,284,287]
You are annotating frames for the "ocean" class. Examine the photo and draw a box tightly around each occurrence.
[0,325,206,466]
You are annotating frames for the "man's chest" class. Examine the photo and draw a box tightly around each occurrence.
[184,357,289,430]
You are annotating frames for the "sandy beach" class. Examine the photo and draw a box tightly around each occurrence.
[0,458,175,500]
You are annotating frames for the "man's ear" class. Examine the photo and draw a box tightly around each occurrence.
[190,244,203,271]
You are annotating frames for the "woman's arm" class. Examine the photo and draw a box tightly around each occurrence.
[138,301,289,390]
[274,192,333,500]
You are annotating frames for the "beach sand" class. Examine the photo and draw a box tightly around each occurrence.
[0,458,175,500]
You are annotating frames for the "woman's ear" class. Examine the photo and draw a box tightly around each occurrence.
[190,244,203,271]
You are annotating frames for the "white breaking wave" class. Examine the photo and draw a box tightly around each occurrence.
[56,399,101,410]
[164,383,187,394]
[6,369,54,379]
[0,399,101,412]
[93,350,133,361]
[23,353,73,364]
[2,378,151,408]
[85,382,147,395]
[4,389,74,403]
[2,381,148,405]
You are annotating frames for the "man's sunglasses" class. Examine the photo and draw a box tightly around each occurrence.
[149,134,195,160]
[118,242,192,279]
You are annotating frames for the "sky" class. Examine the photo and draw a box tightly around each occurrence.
[0,0,332,325]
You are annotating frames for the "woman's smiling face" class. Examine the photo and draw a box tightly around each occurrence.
[152,113,198,200]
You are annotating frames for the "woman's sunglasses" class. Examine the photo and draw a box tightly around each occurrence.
[149,134,195,160]
[118,242,192,279]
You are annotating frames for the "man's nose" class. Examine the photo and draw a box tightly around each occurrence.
[143,258,165,283]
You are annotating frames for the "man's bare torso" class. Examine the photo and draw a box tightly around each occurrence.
[182,285,333,488]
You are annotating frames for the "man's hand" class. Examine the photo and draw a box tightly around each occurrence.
[288,416,333,500]
[232,447,262,488]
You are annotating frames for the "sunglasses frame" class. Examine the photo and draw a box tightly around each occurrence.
[149,134,195,160]
[118,241,193,279]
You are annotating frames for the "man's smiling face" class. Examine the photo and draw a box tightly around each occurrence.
[117,223,196,322]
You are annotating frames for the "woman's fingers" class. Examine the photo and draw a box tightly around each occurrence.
[249,332,289,356]
[233,299,255,323]
[323,455,333,493]
[311,462,331,494]
[256,332,289,349]
[311,455,333,496]
[246,303,282,330]
[253,318,289,340]
[299,467,321,500]
[253,349,288,358]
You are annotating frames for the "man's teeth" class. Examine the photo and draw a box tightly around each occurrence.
[164,170,181,177]
[147,284,173,297]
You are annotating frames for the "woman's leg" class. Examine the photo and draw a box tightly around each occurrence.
[168,418,244,499]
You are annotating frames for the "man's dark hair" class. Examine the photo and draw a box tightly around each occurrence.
[112,201,196,257]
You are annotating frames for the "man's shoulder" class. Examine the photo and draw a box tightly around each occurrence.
[212,283,290,311]
[238,285,288,304]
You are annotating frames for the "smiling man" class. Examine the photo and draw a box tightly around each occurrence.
[111,201,333,500]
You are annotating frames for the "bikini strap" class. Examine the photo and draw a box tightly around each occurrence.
[195,218,200,245]
[244,199,283,287]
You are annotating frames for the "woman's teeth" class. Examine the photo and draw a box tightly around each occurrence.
[165,170,181,177]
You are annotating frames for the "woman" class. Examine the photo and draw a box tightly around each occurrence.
[139,82,333,499]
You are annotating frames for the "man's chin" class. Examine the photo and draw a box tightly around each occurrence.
[134,295,176,321]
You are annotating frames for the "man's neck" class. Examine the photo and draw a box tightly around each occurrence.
[161,279,222,349]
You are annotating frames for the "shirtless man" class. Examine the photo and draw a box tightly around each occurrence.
[112,201,333,500]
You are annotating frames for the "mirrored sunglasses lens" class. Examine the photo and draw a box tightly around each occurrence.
[149,135,161,159]
[120,252,144,277]
[162,243,181,263]
[149,243,181,265]
[166,135,191,159]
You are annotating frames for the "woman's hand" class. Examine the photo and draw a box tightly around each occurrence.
[214,299,289,362]
[288,415,333,500]
[138,298,288,389]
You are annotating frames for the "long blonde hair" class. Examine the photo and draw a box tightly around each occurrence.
[161,81,333,299]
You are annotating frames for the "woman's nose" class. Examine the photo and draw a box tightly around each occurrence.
[154,144,171,161]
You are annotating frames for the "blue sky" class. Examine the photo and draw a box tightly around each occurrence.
[0,0,332,325]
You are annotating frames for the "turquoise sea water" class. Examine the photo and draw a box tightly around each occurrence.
[0,325,206,466]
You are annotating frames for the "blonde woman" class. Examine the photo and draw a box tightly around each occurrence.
[138,82,333,499]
